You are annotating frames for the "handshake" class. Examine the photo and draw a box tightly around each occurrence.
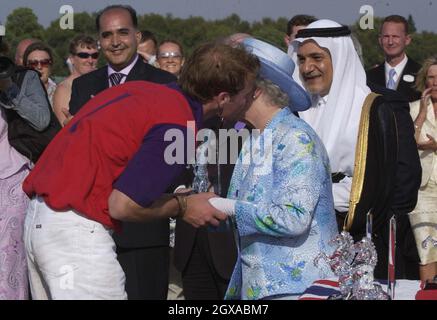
[173,187,236,229]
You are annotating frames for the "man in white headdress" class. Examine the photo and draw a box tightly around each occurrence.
[289,19,421,280]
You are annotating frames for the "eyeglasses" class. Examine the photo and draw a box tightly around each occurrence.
[75,52,99,59]
[157,52,182,59]
[27,59,52,68]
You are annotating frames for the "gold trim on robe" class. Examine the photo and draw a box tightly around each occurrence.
[344,93,381,231]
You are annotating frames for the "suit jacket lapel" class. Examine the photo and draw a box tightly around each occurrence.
[126,58,150,82]
[401,59,418,76]
[373,64,386,87]
[96,67,109,93]
[397,60,414,92]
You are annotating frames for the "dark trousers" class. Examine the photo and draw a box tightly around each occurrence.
[335,210,347,232]
[182,233,229,300]
[117,246,170,300]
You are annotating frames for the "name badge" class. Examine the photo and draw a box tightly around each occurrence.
[403,74,415,83]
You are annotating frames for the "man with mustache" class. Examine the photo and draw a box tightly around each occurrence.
[69,5,175,114]
[290,19,421,280]
[68,5,175,300]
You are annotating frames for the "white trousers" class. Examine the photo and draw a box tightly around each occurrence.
[24,197,127,300]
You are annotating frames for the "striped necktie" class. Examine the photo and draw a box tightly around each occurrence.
[387,68,396,90]
[109,72,125,87]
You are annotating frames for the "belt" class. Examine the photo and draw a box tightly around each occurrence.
[331,172,346,183]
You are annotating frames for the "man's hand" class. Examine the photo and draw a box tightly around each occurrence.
[419,87,432,114]
[184,192,227,228]
[418,134,437,151]
[137,51,157,66]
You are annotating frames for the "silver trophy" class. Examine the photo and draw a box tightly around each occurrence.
[314,228,389,300]
[192,160,209,193]
[350,237,388,300]
[192,136,211,193]
[193,133,230,233]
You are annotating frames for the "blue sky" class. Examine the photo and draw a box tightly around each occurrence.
[1,0,436,32]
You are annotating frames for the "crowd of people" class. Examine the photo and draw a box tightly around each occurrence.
[0,5,435,300]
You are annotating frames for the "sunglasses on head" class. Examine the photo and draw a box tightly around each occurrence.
[27,59,52,68]
[75,52,99,59]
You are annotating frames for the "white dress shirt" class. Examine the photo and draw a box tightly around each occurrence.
[107,54,139,87]
[384,55,408,90]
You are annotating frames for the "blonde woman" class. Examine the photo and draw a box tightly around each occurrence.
[53,35,98,126]
[409,55,437,282]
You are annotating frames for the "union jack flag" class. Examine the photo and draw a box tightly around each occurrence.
[298,279,340,300]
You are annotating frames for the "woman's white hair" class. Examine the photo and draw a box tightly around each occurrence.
[256,78,289,107]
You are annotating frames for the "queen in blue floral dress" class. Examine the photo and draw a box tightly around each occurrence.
[208,38,338,300]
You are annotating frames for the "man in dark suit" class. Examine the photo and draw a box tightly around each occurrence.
[366,15,421,102]
[69,6,175,114]
[173,117,242,299]
[69,5,175,299]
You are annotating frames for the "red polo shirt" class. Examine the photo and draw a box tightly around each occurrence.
[23,81,200,230]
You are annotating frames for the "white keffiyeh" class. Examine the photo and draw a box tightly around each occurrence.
[289,19,371,211]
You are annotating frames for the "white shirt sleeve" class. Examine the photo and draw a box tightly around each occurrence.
[332,176,352,212]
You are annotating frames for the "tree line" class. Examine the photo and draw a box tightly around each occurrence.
[3,7,437,78]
